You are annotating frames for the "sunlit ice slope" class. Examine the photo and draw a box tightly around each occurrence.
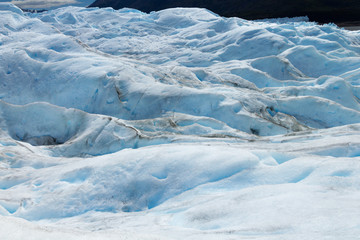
[0,3,360,239]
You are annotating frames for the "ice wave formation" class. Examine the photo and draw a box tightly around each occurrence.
[0,3,360,239]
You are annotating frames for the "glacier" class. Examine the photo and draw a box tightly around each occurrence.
[0,3,360,239]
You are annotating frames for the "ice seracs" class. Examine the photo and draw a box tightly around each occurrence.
[0,3,360,239]
[2,4,360,135]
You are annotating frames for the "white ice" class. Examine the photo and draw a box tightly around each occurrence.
[0,3,360,239]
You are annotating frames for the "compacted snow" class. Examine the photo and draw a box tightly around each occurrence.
[0,3,360,239]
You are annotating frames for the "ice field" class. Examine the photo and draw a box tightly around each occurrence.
[0,3,360,239]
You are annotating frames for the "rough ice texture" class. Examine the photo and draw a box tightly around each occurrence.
[0,3,360,240]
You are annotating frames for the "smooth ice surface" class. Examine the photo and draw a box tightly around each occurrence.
[0,3,360,239]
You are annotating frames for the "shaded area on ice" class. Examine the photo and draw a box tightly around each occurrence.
[0,101,139,156]
[0,100,253,157]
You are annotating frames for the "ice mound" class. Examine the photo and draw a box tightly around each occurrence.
[0,101,140,156]
[0,3,23,15]
[0,4,360,239]
[10,145,258,220]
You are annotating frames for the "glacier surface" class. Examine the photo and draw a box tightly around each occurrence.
[0,3,360,239]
